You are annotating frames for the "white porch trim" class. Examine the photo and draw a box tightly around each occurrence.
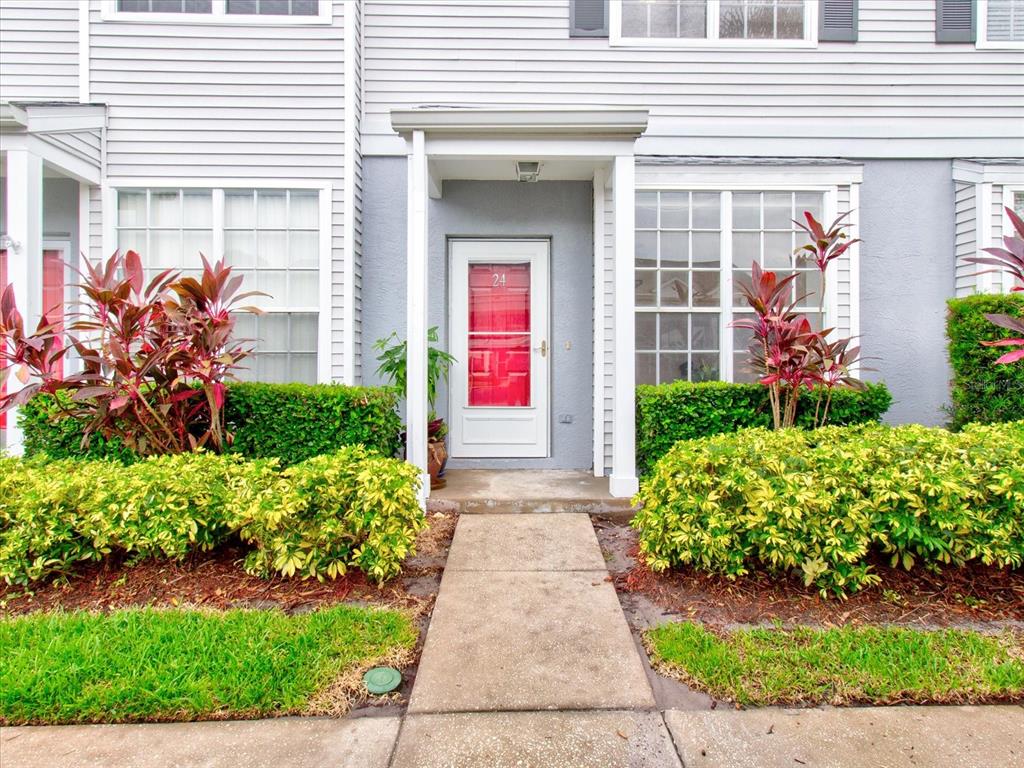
[2,149,44,455]
[393,107,648,499]
[592,166,608,477]
[406,129,430,505]
[609,155,638,498]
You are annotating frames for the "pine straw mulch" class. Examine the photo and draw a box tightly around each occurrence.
[0,510,458,619]
[593,516,1024,630]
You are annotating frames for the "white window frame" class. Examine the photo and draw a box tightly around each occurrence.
[102,178,333,383]
[635,168,863,384]
[100,0,331,25]
[610,0,818,48]
[978,0,1024,49]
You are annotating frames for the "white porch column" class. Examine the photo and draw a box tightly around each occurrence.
[3,149,44,456]
[406,129,430,504]
[610,154,638,497]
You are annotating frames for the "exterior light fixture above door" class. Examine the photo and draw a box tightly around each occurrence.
[516,161,541,182]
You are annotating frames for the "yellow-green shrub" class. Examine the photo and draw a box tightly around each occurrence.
[0,449,423,586]
[632,422,1024,596]
[237,446,425,584]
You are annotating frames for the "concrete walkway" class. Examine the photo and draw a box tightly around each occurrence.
[4,512,1024,767]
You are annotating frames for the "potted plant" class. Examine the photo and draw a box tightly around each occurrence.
[374,326,456,489]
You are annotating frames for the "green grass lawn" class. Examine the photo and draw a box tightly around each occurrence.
[647,622,1024,706]
[0,605,417,725]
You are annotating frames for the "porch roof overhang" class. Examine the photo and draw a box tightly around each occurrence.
[390,106,649,138]
[0,101,107,185]
[392,107,649,192]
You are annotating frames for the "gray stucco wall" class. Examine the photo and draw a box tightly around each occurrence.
[859,160,955,426]
[361,157,595,470]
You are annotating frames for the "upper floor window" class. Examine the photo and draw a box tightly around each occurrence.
[611,0,817,46]
[106,0,328,23]
[982,0,1024,45]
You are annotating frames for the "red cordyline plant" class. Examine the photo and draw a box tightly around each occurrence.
[966,206,1024,365]
[0,250,261,454]
[733,212,866,430]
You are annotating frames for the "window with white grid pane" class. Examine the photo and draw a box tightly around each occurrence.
[613,0,815,45]
[116,188,321,385]
[635,189,829,386]
[984,0,1024,43]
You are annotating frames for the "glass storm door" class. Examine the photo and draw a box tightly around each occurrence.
[449,239,550,458]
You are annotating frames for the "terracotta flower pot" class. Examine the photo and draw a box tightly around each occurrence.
[427,439,448,490]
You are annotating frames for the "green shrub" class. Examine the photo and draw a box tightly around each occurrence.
[635,381,892,476]
[948,294,1024,428]
[238,446,425,584]
[19,383,402,466]
[632,421,1024,596]
[0,450,422,586]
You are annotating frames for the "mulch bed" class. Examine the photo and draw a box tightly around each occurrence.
[594,516,1024,629]
[0,510,458,618]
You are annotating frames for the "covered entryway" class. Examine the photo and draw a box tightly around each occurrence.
[0,102,106,453]
[391,107,648,503]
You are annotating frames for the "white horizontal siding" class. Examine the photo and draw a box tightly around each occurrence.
[0,1,79,102]
[89,0,350,380]
[363,1,1024,155]
[36,130,102,170]
[954,182,979,297]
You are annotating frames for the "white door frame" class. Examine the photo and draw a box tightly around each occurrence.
[448,238,551,458]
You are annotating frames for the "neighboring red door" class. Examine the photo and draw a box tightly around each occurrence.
[0,248,65,437]
[1,248,6,433]
[42,248,65,378]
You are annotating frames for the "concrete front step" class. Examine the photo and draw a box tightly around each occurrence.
[428,497,636,517]
[427,469,637,518]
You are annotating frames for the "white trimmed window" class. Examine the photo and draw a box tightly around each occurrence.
[981,0,1024,45]
[612,0,817,46]
[105,0,329,23]
[115,187,323,384]
[635,188,830,385]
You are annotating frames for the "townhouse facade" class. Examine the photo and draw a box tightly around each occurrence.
[1,0,1022,498]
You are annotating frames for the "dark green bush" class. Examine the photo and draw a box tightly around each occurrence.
[0,447,423,586]
[635,381,892,476]
[224,383,402,465]
[947,293,1024,429]
[633,422,1024,596]
[19,383,402,466]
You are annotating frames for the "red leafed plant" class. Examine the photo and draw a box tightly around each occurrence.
[0,250,261,454]
[966,206,1024,365]
[733,212,866,430]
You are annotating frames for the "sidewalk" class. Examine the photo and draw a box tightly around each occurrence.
[3,512,1023,767]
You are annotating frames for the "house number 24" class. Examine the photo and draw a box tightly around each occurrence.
[491,272,507,288]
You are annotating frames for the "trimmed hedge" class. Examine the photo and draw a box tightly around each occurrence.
[632,422,1024,596]
[948,293,1024,429]
[0,447,423,586]
[635,381,892,476]
[19,383,402,466]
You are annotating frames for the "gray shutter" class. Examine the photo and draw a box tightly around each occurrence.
[936,0,976,43]
[570,0,608,38]
[819,0,858,42]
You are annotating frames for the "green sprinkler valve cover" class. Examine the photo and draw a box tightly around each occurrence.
[363,666,402,695]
